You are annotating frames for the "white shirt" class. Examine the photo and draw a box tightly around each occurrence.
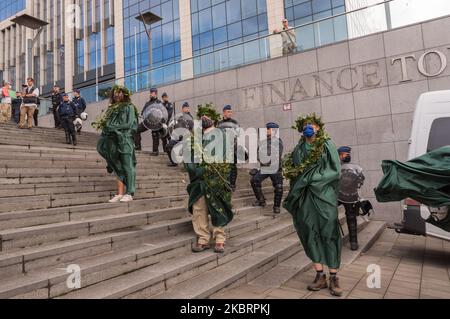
[26,86,39,97]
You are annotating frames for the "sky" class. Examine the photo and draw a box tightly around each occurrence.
[389,0,450,27]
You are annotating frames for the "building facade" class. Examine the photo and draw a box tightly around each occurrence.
[1,0,450,103]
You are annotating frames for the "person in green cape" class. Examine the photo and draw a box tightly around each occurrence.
[93,85,139,203]
[282,113,343,296]
[184,104,233,254]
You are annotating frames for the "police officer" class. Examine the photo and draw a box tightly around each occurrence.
[51,86,62,129]
[251,122,284,214]
[72,89,87,134]
[218,105,240,191]
[58,93,79,146]
[158,92,174,156]
[167,102,194,167]
[134,87,161,152]
[337,146,365,251]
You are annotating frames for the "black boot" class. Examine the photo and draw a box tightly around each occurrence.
[151,132,160,156]
[65,131,71,144]
[273,183,283,214]
[251,183,266,207]
[71,132,77,146]
[229,164,237,191]
[346,212,359,251]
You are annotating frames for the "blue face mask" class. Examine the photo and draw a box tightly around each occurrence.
[303,124,315,138]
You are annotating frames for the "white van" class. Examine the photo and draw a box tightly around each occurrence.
[394,90,450,241]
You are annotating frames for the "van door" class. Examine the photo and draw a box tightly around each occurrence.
[424,116,450,240]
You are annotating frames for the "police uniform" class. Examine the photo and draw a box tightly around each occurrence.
[58,94,79,146]
[133,88,161,152]
[155,93,174,155]
[217,105,240,191]
[166,102,194,167]
[337,146,365,251]
[251,122,284,214]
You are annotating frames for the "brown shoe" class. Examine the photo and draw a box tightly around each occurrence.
[307,273,328,291]
[191,243,210,253]
[214,243,225,254]
[329,276,344,297]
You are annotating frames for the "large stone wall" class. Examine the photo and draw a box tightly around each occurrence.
[40,15,450,223]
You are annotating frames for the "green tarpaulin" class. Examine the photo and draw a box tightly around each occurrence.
[375,146,450,207]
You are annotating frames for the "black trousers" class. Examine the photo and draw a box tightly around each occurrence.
[152,129,168,153]
[133,122,148,150]
[34,108,39,127]
[339,201,360,244]
[60,117,76,137]
[52,107,60,127]
[251,170,284,207]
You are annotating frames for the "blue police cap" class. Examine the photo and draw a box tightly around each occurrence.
[182,102,189,108]
[223,105,232,111]
[150,87,158,93]
[266,122,279,129]
[338,146,352,153]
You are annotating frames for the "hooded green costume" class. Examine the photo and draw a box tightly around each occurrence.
[184,104,233,227]
[94,86,139,195]
[283,114,342,269]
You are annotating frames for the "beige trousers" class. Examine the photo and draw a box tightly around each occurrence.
[192,196,226,245]
[19,104,37,128]
[0,103,11,123]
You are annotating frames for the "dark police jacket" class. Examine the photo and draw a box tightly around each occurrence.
[58,101,78,119]
[218,117,239,127]
[51,93,62,110]
[12,97,23,109]
[72,96,87,113]
[259,136,284,173]
[163,101,174,123]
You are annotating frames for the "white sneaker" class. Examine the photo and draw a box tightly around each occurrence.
[109,195,123,203]
[120,194,133,202]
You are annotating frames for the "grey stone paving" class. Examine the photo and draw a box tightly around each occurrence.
[211,229,450,299]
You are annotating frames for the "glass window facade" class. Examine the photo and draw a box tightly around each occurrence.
[284,0,347,50]
[123,0,181,92]
[191,0,268,75]
[0,0,26,22]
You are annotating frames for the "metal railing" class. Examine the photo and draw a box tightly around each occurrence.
[53,0,449,107]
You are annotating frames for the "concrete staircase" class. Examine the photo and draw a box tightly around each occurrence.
[0,124,386,299]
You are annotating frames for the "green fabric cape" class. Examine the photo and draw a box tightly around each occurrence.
[375,146,450,232]
[374,146,450,207]
[184,131,233,227]
[283,138,342,269]
[97,103,138,195]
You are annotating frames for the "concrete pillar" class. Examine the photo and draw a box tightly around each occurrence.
[113,0,125,85]
[266,0,285,59]
[64,0,75,91]
[179,0,193,80]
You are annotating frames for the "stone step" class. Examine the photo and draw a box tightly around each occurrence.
[0,187,275,231]
[0,205,279,280]
[57,218,294,299]
[155,215,374,299]
[0,209,290,298]
[208,220,387,299]
[0,182,266,217]
[0,123,100,138]
[0,144,173,162]
[0,186,275,230]
[0,195,275,251]
[0,129,99,142]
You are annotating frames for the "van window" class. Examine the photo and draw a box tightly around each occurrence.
[427,117,450,152]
